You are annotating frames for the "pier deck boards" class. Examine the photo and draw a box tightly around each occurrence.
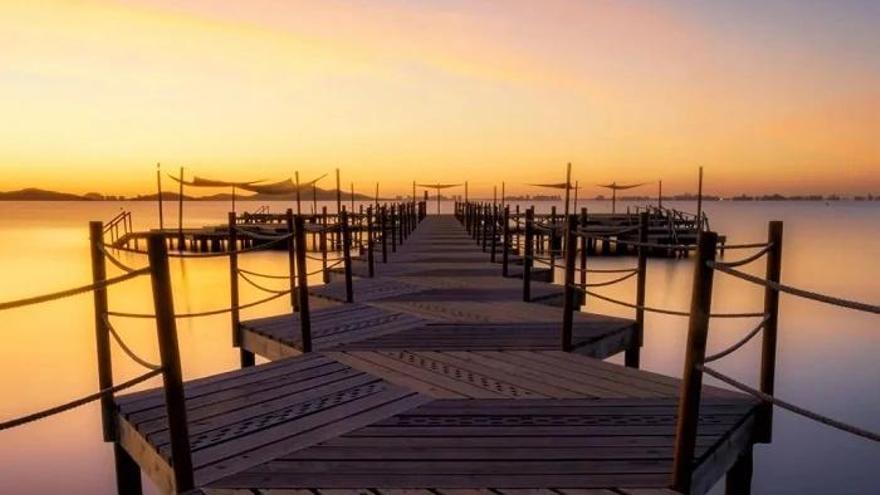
[115,215,759,494]
[117,350,757,494]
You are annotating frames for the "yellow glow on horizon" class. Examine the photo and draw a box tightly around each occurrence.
[0,0,877,198]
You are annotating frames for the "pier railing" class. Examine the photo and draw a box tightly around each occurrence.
[0,201,425,493]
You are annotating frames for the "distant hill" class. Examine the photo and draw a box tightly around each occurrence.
[0,188,91,201]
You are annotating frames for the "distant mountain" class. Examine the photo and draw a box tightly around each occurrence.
[0,188,91,201]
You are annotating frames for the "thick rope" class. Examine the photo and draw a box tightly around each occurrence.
[577,270,638,288]
[102,235,291,258]
[714,244,773,268]
[571,287,764,318]
[722,242,773,250]
[99,246,146,274]
[704,315,770,363]
[103,315,161,371]
[107,290,289,319]
[709,262,880,315]
[237,267,289,280]
[0,268,149,312]
[238,271,292,295]
[699,365,880,443]
[0,369,162,432]
[584,267,640,274]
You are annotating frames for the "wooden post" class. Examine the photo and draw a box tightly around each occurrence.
[380,206,388,263]
[759,220,783,442]
[671,230,718,493]
[228,213,253,368]
[286,209,298,311]
[292,215,312,352]
[561,214,578,352]
[579,208,588,303]
[726,449,754,494]
[482,204,490,252]
[367,207,375,277]
[113,443,143,495]
[626,211,649,369]
[340,210,354,303]
[523,207,534,302]
[490,204,498,263]
[390,204,397,253]
[320,206,329,283]
[89,221,115,442]
[502,206,510,276]
[146,234,194,493]
[658,179,663,209]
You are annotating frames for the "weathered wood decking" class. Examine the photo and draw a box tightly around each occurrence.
[114,216,760,495]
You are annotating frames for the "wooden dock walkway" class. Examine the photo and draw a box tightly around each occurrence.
[111,214,761,495]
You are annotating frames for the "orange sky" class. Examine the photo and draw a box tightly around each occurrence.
[0,0,878,197]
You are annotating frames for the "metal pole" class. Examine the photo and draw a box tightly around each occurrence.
[147,234,194,493]
[671,230,718,493]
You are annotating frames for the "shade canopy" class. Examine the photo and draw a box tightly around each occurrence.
[417,183,464,189]
[597,182,648,190]
[238,173,328,195]
[167,175,263,188]
[528,182,580,189]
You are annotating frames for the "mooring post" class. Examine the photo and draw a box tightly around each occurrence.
[285,209,298,311]
[366,207,375,277]
[578,207,588,305]
[390,204,397,253]
[671,230,718,494]
[228,213,253,367]
[523,207,534,302]
[626,211,650,369]
[759,220,783,443]
[147,234,194,493]
[561,214,578,351]
[89,221,115,442]
[340,210,354,303]
[399,203,406,244]
[502,205,510,276]
[726,448,754,495]
[294,215,313,352]
[380,205,388,263]
[320,206,329,283]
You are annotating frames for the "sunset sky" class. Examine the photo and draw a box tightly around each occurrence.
[1,0,878,197]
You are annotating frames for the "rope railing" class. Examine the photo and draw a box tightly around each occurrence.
[238,271,292,295]
[0,268,150,312]
[709,262,880,315]
[713,244,773,268]
[698,364,880,443]
[0,368,162,432]
[106,290,289,320]
[103,315,162,371]
[584,267,640,274]
[570,285,764,319]
[99,245,146,274]
[574,270,638,288]
[703,315,770,363]
[236,267,289,280]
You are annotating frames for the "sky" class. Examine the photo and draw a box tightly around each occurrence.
[0,0,878,197]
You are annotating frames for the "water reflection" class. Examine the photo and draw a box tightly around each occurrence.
[0,200,877,494]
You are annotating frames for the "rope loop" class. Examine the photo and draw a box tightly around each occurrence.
[0,268,149,312]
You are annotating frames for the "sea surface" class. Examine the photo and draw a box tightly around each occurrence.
[0,200,877,494]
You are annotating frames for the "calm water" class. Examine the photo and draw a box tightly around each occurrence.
[0,200,877,494]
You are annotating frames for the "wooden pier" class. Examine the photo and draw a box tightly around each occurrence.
[111,213,761,495]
